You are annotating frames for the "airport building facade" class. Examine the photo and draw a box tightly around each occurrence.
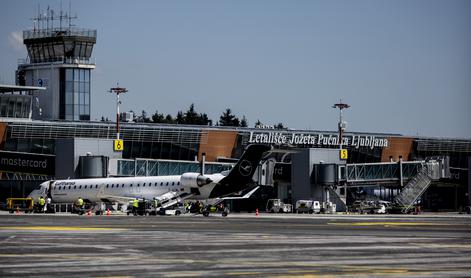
[0,118,469,211]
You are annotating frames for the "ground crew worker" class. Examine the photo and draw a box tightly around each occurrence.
[152,197,159,215]
[76,197,84,212]
[132,198,139,216]
[46,196,52,213]
[39,196,45,213]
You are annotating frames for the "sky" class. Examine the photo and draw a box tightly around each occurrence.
[1,0,470,138]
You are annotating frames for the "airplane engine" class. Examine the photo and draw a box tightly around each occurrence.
[180,173,212,187]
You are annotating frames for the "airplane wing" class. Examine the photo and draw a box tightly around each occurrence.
[220,186,260,200]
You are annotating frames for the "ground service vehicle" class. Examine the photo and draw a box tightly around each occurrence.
[202,203,229,217]
[295,200,320,214]
[6,198,34,213]
[266,199,292,213]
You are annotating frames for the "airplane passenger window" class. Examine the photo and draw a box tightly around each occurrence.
[160,182,163,186]
[68,186,71,189]
[172,182,174,186]
[143,183,145,187]
[177,182,180,185]
[111,184,114,188]
[122,184,124,188]
[130,184,133,187]
[166,182,168,186]
[74,185,76,189]
[154,183,157,187]
[84,185,87,189]
[79,185,82,189]
[95,185,98,188]
[106,185,109,188]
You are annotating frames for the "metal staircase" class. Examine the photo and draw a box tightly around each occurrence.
[328,187,347,212]
[394,165,433,213]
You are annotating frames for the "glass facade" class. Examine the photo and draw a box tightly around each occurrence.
[60,68,90,120]
[0,95,31,118]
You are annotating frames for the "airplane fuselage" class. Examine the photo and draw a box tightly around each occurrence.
[30,174,222,204]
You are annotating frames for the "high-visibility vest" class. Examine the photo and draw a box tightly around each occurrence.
[39,198,45,206]
[153,200,158,208]
[78,199,83,206]
[133,199,139,208]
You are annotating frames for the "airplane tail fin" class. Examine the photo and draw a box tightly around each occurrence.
[209,144,271,198]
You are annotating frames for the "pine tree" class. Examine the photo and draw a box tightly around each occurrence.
[219,108,238,126]
[240,116,248,127]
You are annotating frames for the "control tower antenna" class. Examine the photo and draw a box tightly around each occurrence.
[31,3,77,32]
[332,99,350,150]
[108,84,128,140]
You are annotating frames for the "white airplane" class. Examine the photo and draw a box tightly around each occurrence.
[28,144,271,210]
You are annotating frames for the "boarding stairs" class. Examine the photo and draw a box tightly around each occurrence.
[327,187,347,212]
[394,159,446,213]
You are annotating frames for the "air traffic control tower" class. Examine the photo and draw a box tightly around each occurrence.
[16,8,96,121]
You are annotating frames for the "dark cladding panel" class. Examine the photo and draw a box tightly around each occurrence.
[0,151,55,175]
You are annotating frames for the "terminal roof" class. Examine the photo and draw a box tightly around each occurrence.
[0,84,46,93]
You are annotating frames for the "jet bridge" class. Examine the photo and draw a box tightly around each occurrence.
[328,158,449,212]
[337,158,449,186]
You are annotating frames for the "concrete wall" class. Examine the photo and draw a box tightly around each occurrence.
[55,138,122,179]
[23,66,59,120]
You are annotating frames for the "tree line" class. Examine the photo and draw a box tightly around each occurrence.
[101,103,286,129]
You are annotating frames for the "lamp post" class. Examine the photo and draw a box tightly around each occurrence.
[108,84,128,140]
[332,99,350,150]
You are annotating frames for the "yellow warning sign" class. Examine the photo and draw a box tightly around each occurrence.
[340,149,348,160]
[114,139,123,151]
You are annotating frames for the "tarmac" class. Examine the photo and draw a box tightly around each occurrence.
[0,211,470,277]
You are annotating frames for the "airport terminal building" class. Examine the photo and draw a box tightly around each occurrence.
[0,9,469,211]
[0,117,469,211]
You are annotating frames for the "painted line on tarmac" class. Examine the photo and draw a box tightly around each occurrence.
[0,226,127,231]
[328,222,451,226]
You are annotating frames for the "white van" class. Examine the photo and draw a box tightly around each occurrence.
[295,200,321,214]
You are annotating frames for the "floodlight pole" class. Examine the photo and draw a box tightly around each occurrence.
[108,84,128,140]
[332,99,350,150]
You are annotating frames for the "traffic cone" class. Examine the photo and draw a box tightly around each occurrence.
[106,208,110,216]
[256,208,259,217]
